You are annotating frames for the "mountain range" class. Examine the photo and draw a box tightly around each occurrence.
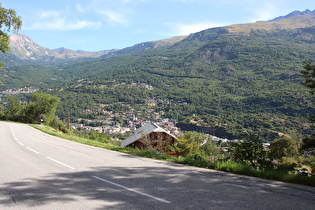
[5,9,315,64]
[3,32,186,67]
[3,34,116,66]
[1,9,315,141]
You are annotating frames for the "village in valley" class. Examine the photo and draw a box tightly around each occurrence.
[0,85,265,147]
[70,114,180,139]
[0,87,39,100]
[70,104,237,146]
[66,82,242,145]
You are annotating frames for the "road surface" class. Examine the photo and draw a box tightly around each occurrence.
[1,121,315,209]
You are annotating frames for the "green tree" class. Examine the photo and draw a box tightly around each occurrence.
[301,61,315,95]
[3,92,60,125]
[300,136,315,155]
[4,96,22,121]
[184,132,220,157]
[269,137,299,160]
[0,3,22,69]
[184,131,207,144]
[175,133,200,157]
[28,92,60,125]
[228,134,267,168]
[300,61,315,155]
[201,140,220,157]
[0,104,4,118]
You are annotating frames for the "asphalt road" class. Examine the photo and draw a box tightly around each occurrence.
[1,121,315,209]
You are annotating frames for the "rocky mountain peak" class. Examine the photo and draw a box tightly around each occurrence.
[9,34,49,60]
[8,34,115,62]
[269,9,315,22]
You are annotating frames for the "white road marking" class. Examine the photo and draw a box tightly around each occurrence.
[92,175,171,204]
[26,147,40,154]
[9,126,24,146]
[9,126,17,140]
[46,157,76,169]
[9,125,75,170]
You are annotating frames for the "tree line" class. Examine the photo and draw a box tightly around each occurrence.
[0,92,61,126]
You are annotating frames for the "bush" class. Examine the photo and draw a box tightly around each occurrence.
[300,135,315,156]
[269,137,299,160]
[257,158,275,170]
[228,134,267,168]
[175,133,200,157]
[52,116,69,133]
[2,93,60,125]
[302,156,315,174]
[277,157,299,172]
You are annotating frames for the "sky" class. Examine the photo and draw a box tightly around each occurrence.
[2,0,315,52]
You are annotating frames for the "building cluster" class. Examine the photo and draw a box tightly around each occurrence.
[211,136,270,149]
[70,123,132,134]
[131,83,154,90]
[211,136,238,143]
[1,87,39,96]
[145,97,188,105]
[71,116,181,137]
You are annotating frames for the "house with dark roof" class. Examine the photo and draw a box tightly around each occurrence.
[120,122,177,152]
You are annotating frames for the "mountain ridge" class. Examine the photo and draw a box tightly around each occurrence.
[6,9,314,65]
[270,9,315,22]
[6,34,187,65]
[8,34,117,61]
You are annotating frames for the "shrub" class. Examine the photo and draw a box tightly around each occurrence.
[175,133,200,157]
[228,134,267,168]
[52,116,69,133]
[277,157,299,172]
[302,156,315,174]
[269,137,299,160]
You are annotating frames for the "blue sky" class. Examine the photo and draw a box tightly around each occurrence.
[2,0,315,51]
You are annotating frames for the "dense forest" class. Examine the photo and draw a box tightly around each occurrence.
[1,15,314,142]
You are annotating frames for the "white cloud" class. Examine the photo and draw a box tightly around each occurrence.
[40,11,60,18]
[169,22,225,35]
[26,10,101,31]
[250,2,280,22]
[253,10,274,21]
[76,4,84,12]
[68,20,102,30]
[88,0,135,25]
[97,9,129,25]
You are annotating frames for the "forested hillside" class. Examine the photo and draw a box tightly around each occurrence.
[1,11,315,141]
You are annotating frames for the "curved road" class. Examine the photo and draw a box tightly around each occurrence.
[1,121,315,209]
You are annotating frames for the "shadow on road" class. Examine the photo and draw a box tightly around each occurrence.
[1,163,315,209]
